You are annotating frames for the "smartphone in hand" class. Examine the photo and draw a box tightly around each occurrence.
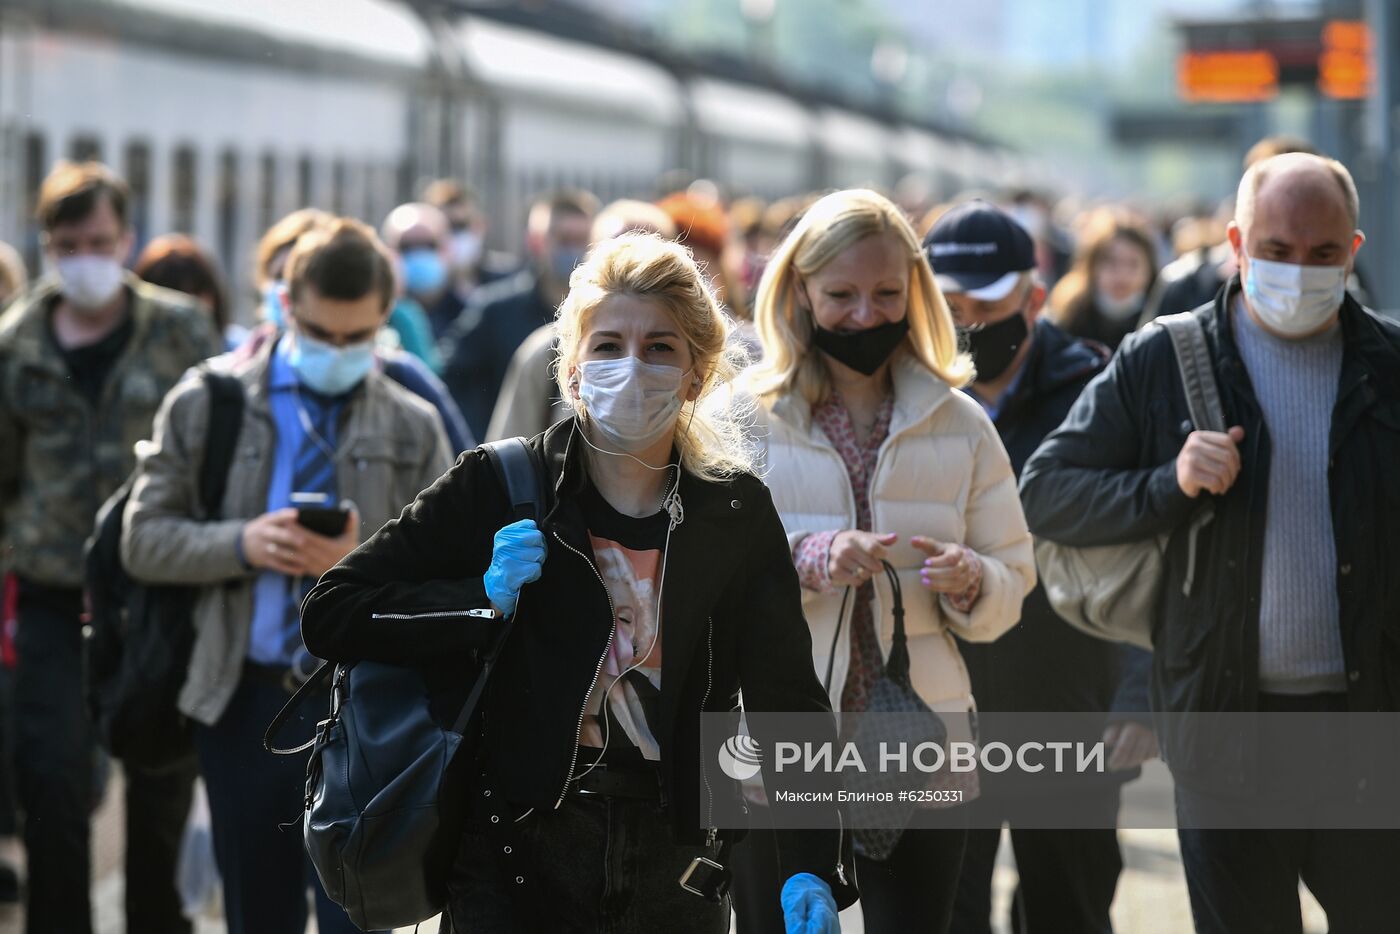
[290,492,350,537]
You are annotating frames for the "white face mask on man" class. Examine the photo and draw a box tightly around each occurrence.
[576,356,692,452]
[1242,251,1347,336]
[56,255,124,310]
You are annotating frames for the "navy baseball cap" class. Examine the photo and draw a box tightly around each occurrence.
[923,200,1035,301]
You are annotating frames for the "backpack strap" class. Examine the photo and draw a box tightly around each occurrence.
[480,437,547,525]
[450,437,547,734]
[265,437,549,753]
[198,369,245,519]
[1156,313,1227,433]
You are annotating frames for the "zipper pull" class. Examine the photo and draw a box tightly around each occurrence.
[706,826,717,848]
[836,860,847,887]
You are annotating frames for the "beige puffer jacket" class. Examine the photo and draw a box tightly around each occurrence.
[749,351,1036,719]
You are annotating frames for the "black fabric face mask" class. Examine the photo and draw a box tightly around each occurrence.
[960,310,1029,383]
[812,318,910,376]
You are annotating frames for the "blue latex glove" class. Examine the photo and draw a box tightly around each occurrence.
[781,872,839,934]
[482,519,546,618]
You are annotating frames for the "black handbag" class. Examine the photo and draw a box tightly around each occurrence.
[824,560,947,862]
[264,436,545,931]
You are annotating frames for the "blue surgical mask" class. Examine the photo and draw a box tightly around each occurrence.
[549,247,585,283]
[288,331,375,396]
[261,281,286,326]
[401,248,447,296]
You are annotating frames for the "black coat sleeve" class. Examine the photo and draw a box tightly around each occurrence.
[731,481,859,910]
[301,449,509,664]
[1019,327,1197,547]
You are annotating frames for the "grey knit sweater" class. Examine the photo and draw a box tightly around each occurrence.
[1231,299,1347,695]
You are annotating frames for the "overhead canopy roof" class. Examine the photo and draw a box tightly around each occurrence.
[110,0,432,66]
[457,16,682,124]
[690,77,812,146]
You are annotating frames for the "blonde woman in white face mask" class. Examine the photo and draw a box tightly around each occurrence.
[302,233,857,933]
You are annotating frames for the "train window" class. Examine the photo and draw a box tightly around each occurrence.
[259,151,277,233]
[217,148,239,280]
[21,132,46,270]
[396,158,413,207]
[69,135,102,162]
[360,163,375,224]
[297,154,313,208]
[172,144,197,234]
[124,141,152,251]
[331,159,346,215]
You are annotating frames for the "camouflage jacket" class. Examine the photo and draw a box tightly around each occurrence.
[0,274,221,587]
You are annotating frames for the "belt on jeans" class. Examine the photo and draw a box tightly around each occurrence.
[568,765,661,801]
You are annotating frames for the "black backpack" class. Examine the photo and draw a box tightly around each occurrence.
[85,368,245,773]
[264,437,546,931]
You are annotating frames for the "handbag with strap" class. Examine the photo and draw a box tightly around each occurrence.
[264,436,546,931]
[824,559,947,862]
[1034,312,1227,649]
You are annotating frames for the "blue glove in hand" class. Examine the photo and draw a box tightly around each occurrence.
[781,872,839,934]
[482,519,546,618]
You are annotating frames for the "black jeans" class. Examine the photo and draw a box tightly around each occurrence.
[733,805,966,934]
[444,792,731,934]
[125,756,198,934]
[194,668,370,934]
[1175,692,1400,934]
[949,787,1122,934]
[13,580,93,934]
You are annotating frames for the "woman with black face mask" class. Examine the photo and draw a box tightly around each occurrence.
[729,190,1035,934]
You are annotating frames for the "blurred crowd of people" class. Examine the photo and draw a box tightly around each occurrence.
[0,127,1392,934]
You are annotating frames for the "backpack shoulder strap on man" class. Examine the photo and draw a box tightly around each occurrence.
[1155,313,1226,433]
[198,369,245,518]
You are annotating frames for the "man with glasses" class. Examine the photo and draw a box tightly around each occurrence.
[122,218,451,934]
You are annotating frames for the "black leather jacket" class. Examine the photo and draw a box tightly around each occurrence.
[1020,279,1400,789]
[302,417,857,907]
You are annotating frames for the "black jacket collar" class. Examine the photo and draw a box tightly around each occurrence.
[997,319,1109,424]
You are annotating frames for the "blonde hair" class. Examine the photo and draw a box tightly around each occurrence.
[554,232,757,481]
[748,189,972,406]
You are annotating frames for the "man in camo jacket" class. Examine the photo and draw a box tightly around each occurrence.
[0,160,220,934]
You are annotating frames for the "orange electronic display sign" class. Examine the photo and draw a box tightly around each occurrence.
[1178,49,1280,103]
[1318,20,1374,99]
[1176,17,1378,103]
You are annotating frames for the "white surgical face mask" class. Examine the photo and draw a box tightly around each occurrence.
[56,255,124,310]
[451,230,483,269]
[1243,251,1346,337]
[1095,289,1145,321]
[577,356,690,452]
